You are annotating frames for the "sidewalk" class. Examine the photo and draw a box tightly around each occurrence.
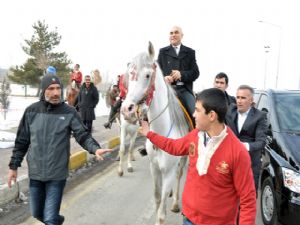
[0,115,120,206]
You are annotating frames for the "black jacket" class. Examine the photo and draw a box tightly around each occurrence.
[226,105,267,173]
[77,83,99,121]
[225,91,236,106]
[9,100,100,181]
[157,44,199,94]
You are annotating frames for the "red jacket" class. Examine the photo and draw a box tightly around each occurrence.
[71,71,82,84]
[147,127,256,225]
[118,74,127,99]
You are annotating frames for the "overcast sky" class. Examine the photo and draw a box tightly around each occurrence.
[1,0,300,94]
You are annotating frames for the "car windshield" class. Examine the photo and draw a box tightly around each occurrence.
[274,92,300,132]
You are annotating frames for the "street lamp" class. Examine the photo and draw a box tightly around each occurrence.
[259,20,282,88]
[264,46,270,89]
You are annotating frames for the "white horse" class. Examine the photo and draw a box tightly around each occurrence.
[118,103,147,176]
[105,75,147,177]
[121,42,189,225]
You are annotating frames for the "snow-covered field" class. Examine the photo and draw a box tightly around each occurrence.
[0,94,109,148]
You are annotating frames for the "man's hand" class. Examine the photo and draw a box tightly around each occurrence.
[7,169,17,188]
[140,121,150,136]
[164,75,174,84]
[171,70,181,81]
[95,148,113,160]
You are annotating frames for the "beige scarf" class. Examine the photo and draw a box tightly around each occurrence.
[196,127,228,176]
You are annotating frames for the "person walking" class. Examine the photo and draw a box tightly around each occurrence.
[157,25,199,126]
[103,75,124,129]
[7,74,111,225]
[140,88,256,225]
[226,84,267,192]
[76,75,99,133]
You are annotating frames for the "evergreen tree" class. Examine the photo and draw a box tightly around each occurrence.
[0,76,11,120]
[8,20,71,96]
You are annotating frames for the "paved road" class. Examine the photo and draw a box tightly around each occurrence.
[14,140,265,225]
[0,114,267,225]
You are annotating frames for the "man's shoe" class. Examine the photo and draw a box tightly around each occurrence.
[59,215,65,225]
[103,122,112,129]
[138,148,148,156]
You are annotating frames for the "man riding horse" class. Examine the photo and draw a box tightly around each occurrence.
[103,74,126,129]
[70,64,82,89]
[66,64,82,106]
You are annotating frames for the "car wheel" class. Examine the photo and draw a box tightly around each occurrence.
[261,177,278,225]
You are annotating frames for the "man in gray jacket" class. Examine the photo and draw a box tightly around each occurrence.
[7,74,111,225]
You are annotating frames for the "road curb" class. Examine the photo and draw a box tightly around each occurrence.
[69,150,88,171]
[0,136,120,206]
[107,136,120,149]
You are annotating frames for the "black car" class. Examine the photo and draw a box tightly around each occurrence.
[254,89,300,225]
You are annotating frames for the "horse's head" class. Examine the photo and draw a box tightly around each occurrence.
[121,42,156,117]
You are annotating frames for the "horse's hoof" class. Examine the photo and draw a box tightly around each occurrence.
[127,167,133,173]
[159,218,165,225]
[130,157,136,161]
[170,204,180,213]
[118,170,123,177]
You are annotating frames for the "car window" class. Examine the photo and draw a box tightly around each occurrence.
[274,93,300,132]
[253,92,261,105]
[256,94,270,123]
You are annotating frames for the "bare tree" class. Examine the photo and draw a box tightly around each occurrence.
[0,76,11,120]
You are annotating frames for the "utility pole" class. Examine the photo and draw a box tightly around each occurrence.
[259,21,282,88]
[264,46,270,89]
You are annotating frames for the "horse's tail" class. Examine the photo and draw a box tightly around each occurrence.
[105,87,112,107]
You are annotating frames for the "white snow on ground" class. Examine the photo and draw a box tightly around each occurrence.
[0,131,16,148]
[0,94,109,148]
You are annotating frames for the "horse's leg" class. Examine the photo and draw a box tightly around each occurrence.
[156,168,178,225]
[128,125,139,162]
[148,150,164,224]
[150,162,162,211]
[117,124,126,177]
[127,129,138,173]
[171,156,187,213]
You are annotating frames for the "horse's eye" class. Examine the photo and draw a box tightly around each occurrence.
[146,74,150,79]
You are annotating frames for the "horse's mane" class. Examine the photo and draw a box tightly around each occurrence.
[156,66,190,137]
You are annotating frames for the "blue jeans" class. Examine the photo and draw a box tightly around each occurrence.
[29,179,66,225]
[183,216,195,225]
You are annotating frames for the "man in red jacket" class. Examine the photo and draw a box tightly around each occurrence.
[70,64,82,88]
[140,88,256,225]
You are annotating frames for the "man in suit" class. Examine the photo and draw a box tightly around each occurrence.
[157,26,199,126]
[226,85,267,192]
[213,72,236,106]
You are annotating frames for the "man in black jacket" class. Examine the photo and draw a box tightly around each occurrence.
[7,74,111,225]
[213,72,236,106]
[157,26,199,126]
[76,75,99,133]
[226,85,267,192]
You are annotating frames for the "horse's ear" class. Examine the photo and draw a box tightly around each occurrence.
[148,41,155,59]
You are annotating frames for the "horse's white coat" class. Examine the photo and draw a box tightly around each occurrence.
[121,42,189,225]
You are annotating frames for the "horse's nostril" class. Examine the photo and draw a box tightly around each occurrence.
[128,104,134,111]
